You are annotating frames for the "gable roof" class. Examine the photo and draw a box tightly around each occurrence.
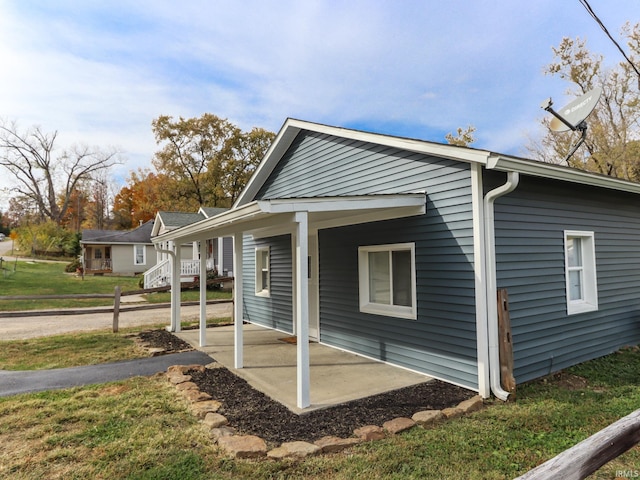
[157,211,205,227]
[152,211,206,237]
[199,207,229,218]
[81,220,154,245]
[235,118,640,207]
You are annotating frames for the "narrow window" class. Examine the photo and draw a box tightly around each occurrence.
[134,244,146,265]
[255,247,270,297]
[358,243,416,319]
[564,231,597,315]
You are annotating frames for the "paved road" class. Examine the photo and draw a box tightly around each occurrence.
[0,350,214,397]
[0,302,233,340]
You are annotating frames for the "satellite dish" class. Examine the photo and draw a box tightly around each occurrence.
[540,87,603,163]
[541,86,602,132]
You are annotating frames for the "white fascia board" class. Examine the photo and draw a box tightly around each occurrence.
[234,119,303,207]
[150,212,166,237]
[287,119,491,164]
[153,202,264,244]
[154,193,427,244]
[488,155,640,195]
[235,118,490,208]
[257,193,426,213]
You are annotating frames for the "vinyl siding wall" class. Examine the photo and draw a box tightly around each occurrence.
[242,234,294,333]
[251,131,479,390]
[111,244,157,274]
[491,172,640,383]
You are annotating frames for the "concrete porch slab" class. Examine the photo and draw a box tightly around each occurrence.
[176,323,433,414]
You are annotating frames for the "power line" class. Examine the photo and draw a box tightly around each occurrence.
[578,0,640,87]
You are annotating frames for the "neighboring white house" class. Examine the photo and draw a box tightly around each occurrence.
[144,208,233,288]
[80,220,156,276]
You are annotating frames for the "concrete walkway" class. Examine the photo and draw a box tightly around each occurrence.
[177,323,433,414]
[0,350,213,397]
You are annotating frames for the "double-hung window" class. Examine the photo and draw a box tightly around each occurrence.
[255,247,270,297]
[134,244,146,266]
[358,243,417,319]
[564,231,598,315]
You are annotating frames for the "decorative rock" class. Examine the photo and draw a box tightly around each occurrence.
[314,436,362,453]
[175,381,199,391]
[353,425,386,441]
[167,372,192,385]
[412,410,444,427]
[217,435,267,459]
[168,364,206,374]
[182,389,212,403]
[203,412,228,428]
[209,426,237,442]
[382,417,416,434]
[190,399,223,418]
[441,407,464,419]
[267,441,321,460]
[457,395,484,414]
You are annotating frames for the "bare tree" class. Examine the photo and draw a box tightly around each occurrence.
[0,121,121,225]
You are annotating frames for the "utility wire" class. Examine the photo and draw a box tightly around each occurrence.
[578,0,640,88]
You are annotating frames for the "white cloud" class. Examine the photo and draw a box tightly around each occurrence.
[0,0,637,210]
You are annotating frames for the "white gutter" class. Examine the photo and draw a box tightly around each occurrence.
[483,170,519,401]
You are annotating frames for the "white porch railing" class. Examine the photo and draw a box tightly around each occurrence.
[143,259,170,288]
[143,258,216,288]
[85,258,113,272]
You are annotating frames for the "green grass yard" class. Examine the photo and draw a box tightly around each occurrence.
[0,329,638,479]
[0,260,230,311]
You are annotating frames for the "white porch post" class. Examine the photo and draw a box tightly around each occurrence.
[171,243,182,332]
[217,237,224,273]
[295,211,310,409]
[233,233,244,369]
[199,240,207,347]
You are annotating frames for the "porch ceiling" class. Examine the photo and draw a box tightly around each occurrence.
[152,193,426,243]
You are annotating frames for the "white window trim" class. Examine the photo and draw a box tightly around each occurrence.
[358,242,417,320]
[134,244,146,266]
[255,246,270,297]
[564,230,598,315]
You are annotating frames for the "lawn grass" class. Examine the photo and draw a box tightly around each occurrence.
[0,332,638,479]
[0,330,148,370]
[0,260,232,311]
[0,261,141,310]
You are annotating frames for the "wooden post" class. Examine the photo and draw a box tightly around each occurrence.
[113,285,121,333]
[515,408,640,479]
[497,288,516,395]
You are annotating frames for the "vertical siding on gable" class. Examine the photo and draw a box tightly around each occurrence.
[242,234,293,333]
[492,172,640,383]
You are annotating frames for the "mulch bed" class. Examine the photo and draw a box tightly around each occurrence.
[137,329,476,444]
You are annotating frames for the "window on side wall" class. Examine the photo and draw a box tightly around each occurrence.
[134,244,146,265]
[564,231,598,315]
[358,243,417,320]
[255,247,270,297]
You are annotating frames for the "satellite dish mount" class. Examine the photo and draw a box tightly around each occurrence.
[540,87,602,163]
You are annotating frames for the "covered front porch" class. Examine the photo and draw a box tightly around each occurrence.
[176,322,433,414]
[153,193,427,410]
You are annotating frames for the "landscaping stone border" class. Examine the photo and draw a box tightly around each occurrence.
[165,364,485,460]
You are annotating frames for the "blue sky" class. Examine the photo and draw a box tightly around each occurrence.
[0,1,637,207]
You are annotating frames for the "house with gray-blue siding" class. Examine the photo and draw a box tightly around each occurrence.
[153,118,640,409]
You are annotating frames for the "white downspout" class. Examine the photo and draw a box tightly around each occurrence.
[483,171,519,401]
